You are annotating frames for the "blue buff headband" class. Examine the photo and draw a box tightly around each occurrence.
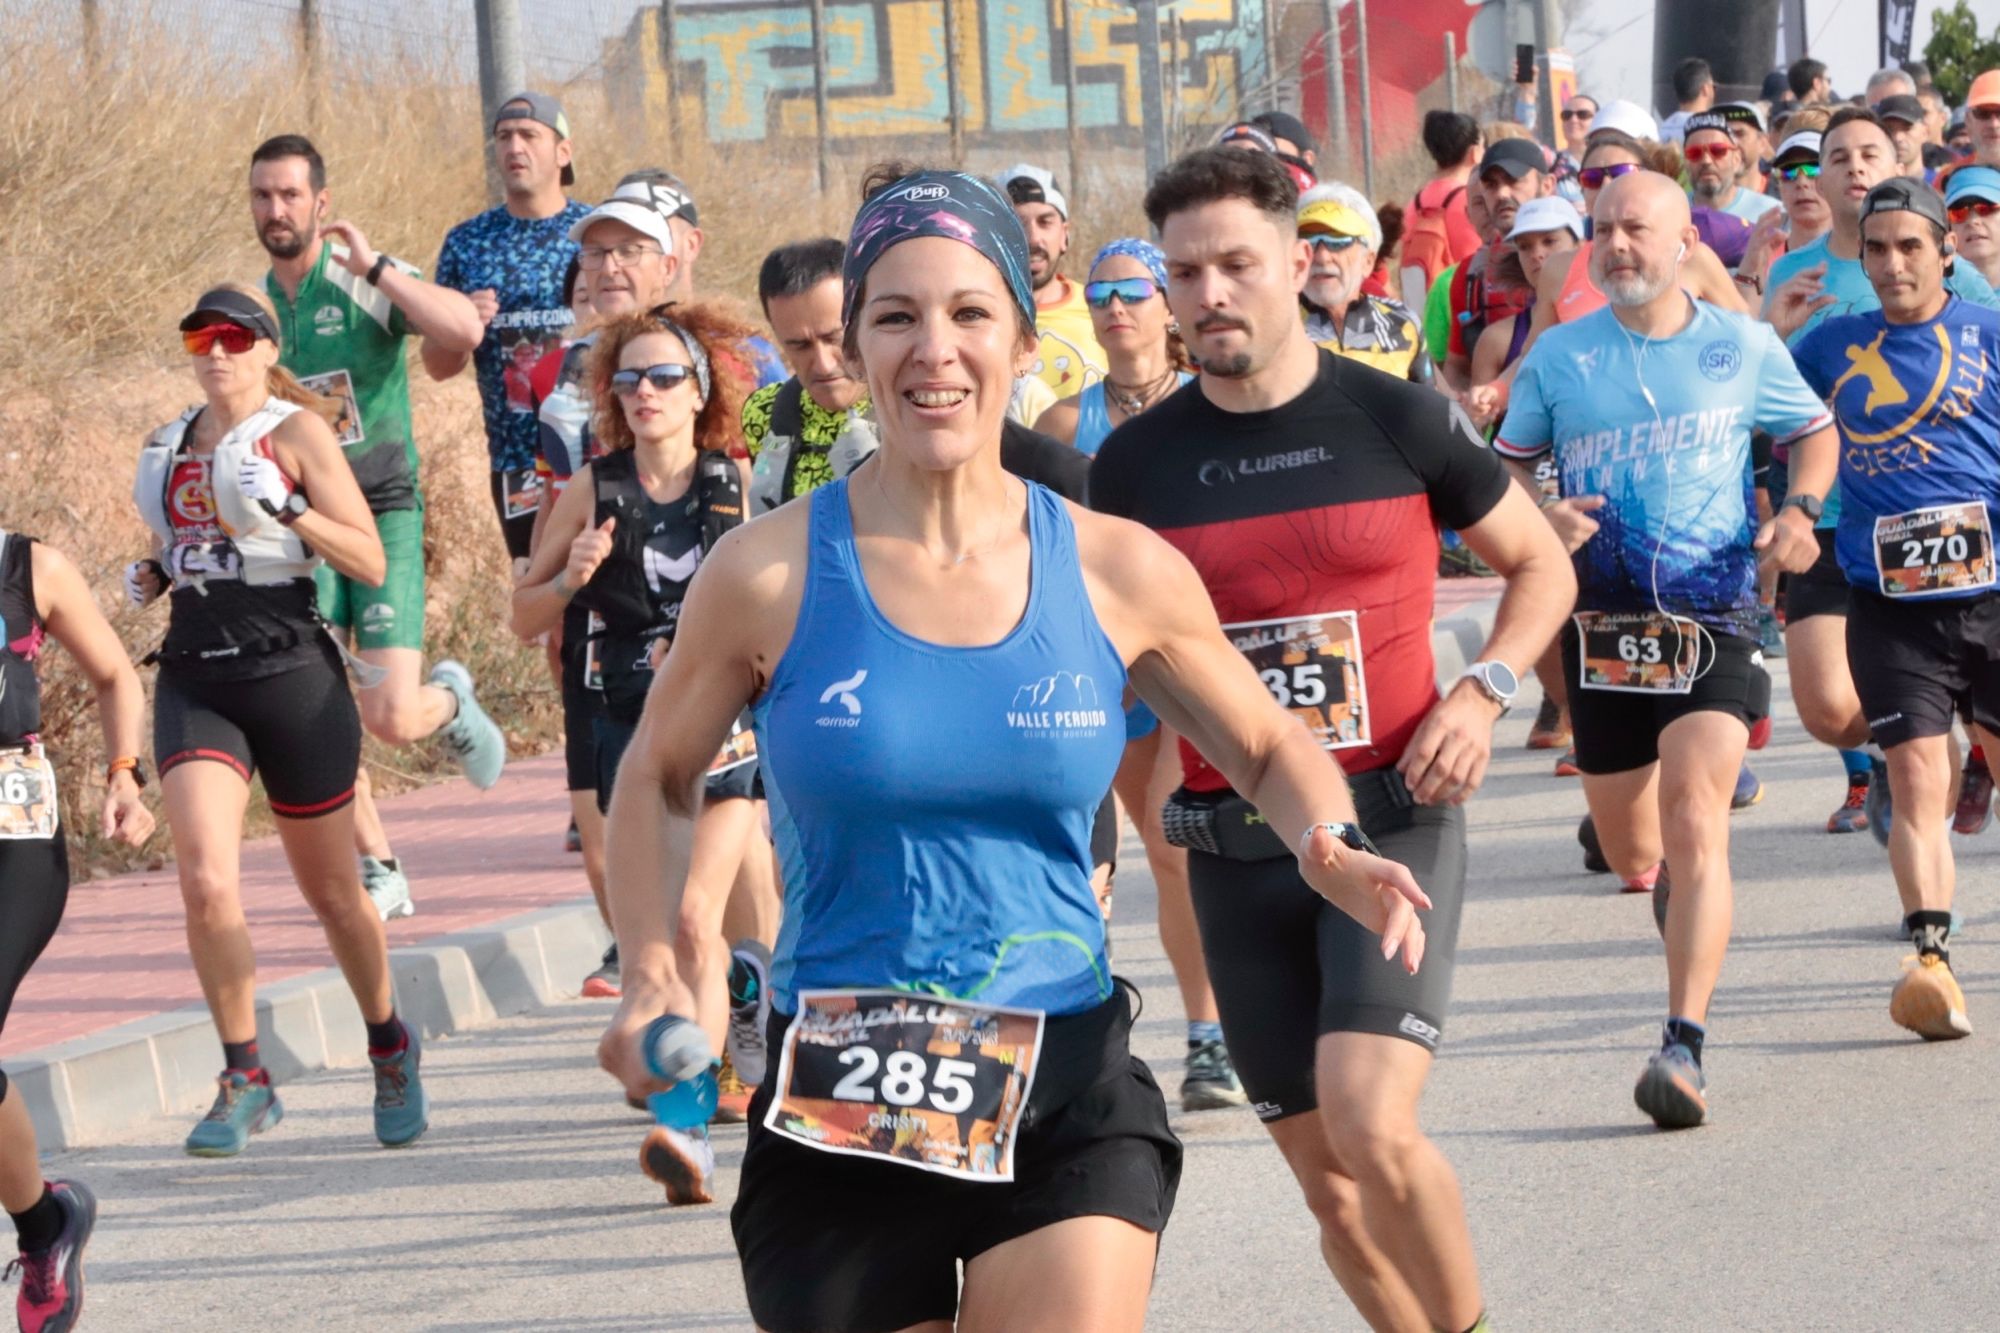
[842,171,1036,332]
[1090,237,1169,290]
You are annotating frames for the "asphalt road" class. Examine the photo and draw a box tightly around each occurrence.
[46,664,2000,1330]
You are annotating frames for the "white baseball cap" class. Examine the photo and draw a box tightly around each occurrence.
[997,164,1069,219]
[1507,196,1585,242]
[1773,130,1822,164]
[1589,98,1659,142]
[567,179,678,252]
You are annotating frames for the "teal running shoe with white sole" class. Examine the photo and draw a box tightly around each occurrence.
[185,1072,283,1157]
[360,855,414,921]
[1634,1042,1707,1130]
[1182,1039,1249,1111]
[429,660,506,790]
[371,1023,430,1148]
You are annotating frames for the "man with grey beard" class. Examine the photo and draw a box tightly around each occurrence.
[1496,171,1839,1131]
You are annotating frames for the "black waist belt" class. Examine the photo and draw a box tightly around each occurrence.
[1160,766,1416,862]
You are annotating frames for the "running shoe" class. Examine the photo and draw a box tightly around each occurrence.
[360,855,415,922]
[1865,755,1893,847]
[1578,815,1610,874]
[371,1022,430,1147]
[1827,777,1869,834]
[640,1123,716,1205]
[1553,748,1581,777]
[184,1071,283,1157]
[582,944,621,998]
[1181,1039,1249,1111]
[713,1053,753,1125]
[1890,955,1974,1041]
[1757,607,1786,659]
[1633,1041,1707,1130]
[1621,863,1659,896]
[8,1179,95,1333]
[1731,764,1764,811]
[1526,697,1570,750]
[1748,715,1772,751]
[726,940,773,1088]
[1955,754,1994,836]
[564,818,582,854]
[429,660,507,790]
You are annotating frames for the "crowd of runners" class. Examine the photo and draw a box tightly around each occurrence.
[3,51,1997,1331]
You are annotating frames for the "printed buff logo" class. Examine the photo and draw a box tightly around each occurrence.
[1007,672,1108,738]
[817,669,867,727]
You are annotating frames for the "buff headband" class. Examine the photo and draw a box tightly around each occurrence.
[842,171,1035,333]
[653,312,711,404]
[1091,237,1169,291]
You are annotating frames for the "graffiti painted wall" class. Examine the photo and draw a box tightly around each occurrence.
[606,0,1271,144]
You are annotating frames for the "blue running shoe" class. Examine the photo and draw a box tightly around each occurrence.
[1634,1041,1707,1130]
[184,1072,283,1157]
[1865,755,1892,847]
[361,855,414,921]
[371,1023,430,1148]
[1731,763,1763,811]
[429,660,506,790]
[10,1178,96,1333]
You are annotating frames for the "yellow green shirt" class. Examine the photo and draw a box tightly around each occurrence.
[1030,278,1107,397]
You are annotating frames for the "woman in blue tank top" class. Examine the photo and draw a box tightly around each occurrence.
[594,166,1433,1331]
[1034,237,1193,458]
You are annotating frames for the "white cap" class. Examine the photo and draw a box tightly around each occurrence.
[1589,98,1659,142]
[1507,196,1585,242]
[996,163,1069,219]
[567,179,678,252]
[1773,130,1822,163]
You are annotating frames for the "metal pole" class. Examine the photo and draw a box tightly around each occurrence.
[1063,0,1084,217]
[1264,0,1283,113]
[1444,30,1458,114]
[82,0,101,77]
[1319,0,1347,180]
[811,0,831,193]
[943,0,965,164]
[1135,0,1168,181]
[476,0,500,202]
[1531,0,1558,149]
[300,0,321,123]
[1353,0,1373,196]
[659,0,682,148]
[1170,13,1184,151]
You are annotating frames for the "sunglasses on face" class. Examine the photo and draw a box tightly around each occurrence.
[182,322,261,356]
[1560,108,1595,122]
[610,363,696,395]
[1083,277,1162,308]
[1972,106,2000,123]
[1577,161,1641,189]
[1683,143,1736,164]
[1777,162,1822,182]
[1304,234,1365,255]
[1949,199,2000,222]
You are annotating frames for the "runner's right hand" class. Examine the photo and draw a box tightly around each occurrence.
[1462,383,1503,428]
[565,517,616,590]
[598,982,697,1098]
[123,559,165,606]
[468,287,500,326]
[1765,262,1836,339]
[1543,495,1605,553]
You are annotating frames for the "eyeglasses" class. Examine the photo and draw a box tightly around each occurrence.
[1777,162,1822,182]
[610,363,697,395]
[1949,199,2000,222]
[181,323,261,356]
[1577,162,1641,189]
[579,242,665,270]
[1303,234,1365,254]
[1683,143,1736,164]
[1083,277,1162,308]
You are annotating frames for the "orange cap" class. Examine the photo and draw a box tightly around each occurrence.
[1970,69,2000,109]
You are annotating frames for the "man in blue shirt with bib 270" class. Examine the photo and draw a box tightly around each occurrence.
[1497,171,1836,1132]
[1792,178,1999,1046]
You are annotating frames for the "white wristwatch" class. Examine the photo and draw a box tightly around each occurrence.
[1460,661,1519,714]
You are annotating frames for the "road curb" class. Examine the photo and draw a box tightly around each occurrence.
[21,900,609,1152]
[1432,590,1501,691]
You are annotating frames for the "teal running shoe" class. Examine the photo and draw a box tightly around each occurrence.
[429,660,506,790]
[1182,1039,1249,1112]
[185,1072,283,1157]
[1634,1041,1707,1130]
[371,1023,430,1148]
[360,855,414,921]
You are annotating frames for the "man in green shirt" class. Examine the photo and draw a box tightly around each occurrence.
[251,134,505,920]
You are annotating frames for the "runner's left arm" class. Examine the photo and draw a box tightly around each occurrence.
[1749,323,1837,572]
[321,220,484,352]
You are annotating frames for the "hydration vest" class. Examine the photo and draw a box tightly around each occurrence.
[748,378,879,514]
[0,527,43,748]
[133,400,319,588]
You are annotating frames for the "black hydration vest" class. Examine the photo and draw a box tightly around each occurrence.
[0,529,44,747]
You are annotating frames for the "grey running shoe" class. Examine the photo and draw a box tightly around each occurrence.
[1182,1039,1248,1111]
[726,941,773,1087]
[429,660,506,790]
[582,943,621,998]
[360,855,414,921]
[1634,1041,1707,1130]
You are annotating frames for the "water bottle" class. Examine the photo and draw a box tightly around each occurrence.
[641,1014,718,1129]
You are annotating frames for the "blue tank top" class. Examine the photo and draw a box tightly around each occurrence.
[754,477,1126,1016]
[1073,374,1194,456]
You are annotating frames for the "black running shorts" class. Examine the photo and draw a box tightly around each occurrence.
[590,715,759,817]
[1560,622,1768,776]
[0,833,67,1035]
[1187,770,1465,1124]
[1847,587,2000,749]
[562,672,602,793]
[487,468,537,562]
[731,984,1181,1332]
[1784,529,1850,624]
[153,639,362,817]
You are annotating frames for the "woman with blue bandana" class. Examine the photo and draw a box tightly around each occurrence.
[1034,238,1192,458]
[594,163,1432,1331]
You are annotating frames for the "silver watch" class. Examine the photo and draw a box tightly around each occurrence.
[1460,660,1519,713]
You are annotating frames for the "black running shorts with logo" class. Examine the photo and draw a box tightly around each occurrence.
[1186,771,1466,1124]
[1847,587,2000,749]
[1784,529,1850,623]
[731,984,1181,1333]
[0,834,67,1035]
[1560,622,1769,775]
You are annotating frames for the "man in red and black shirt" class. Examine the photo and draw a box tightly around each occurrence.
[1091,147,1573,1333]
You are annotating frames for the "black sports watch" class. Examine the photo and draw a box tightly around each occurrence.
[273,491,309,526]
[365,253,391,287]
[1779,493,1824,522]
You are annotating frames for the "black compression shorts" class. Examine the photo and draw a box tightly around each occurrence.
[1785,529,1850,624]
[154,639,362,817]
[487,468,537,562]
[731,983,1180,1332]
[563,673,603,793]
[1560,622,1769,776]
[1187,769,1465,1123]
[1091,788,1118,875]
[590,714,759,816]
[0,833,67,1036]
[1847,587,2000,749]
